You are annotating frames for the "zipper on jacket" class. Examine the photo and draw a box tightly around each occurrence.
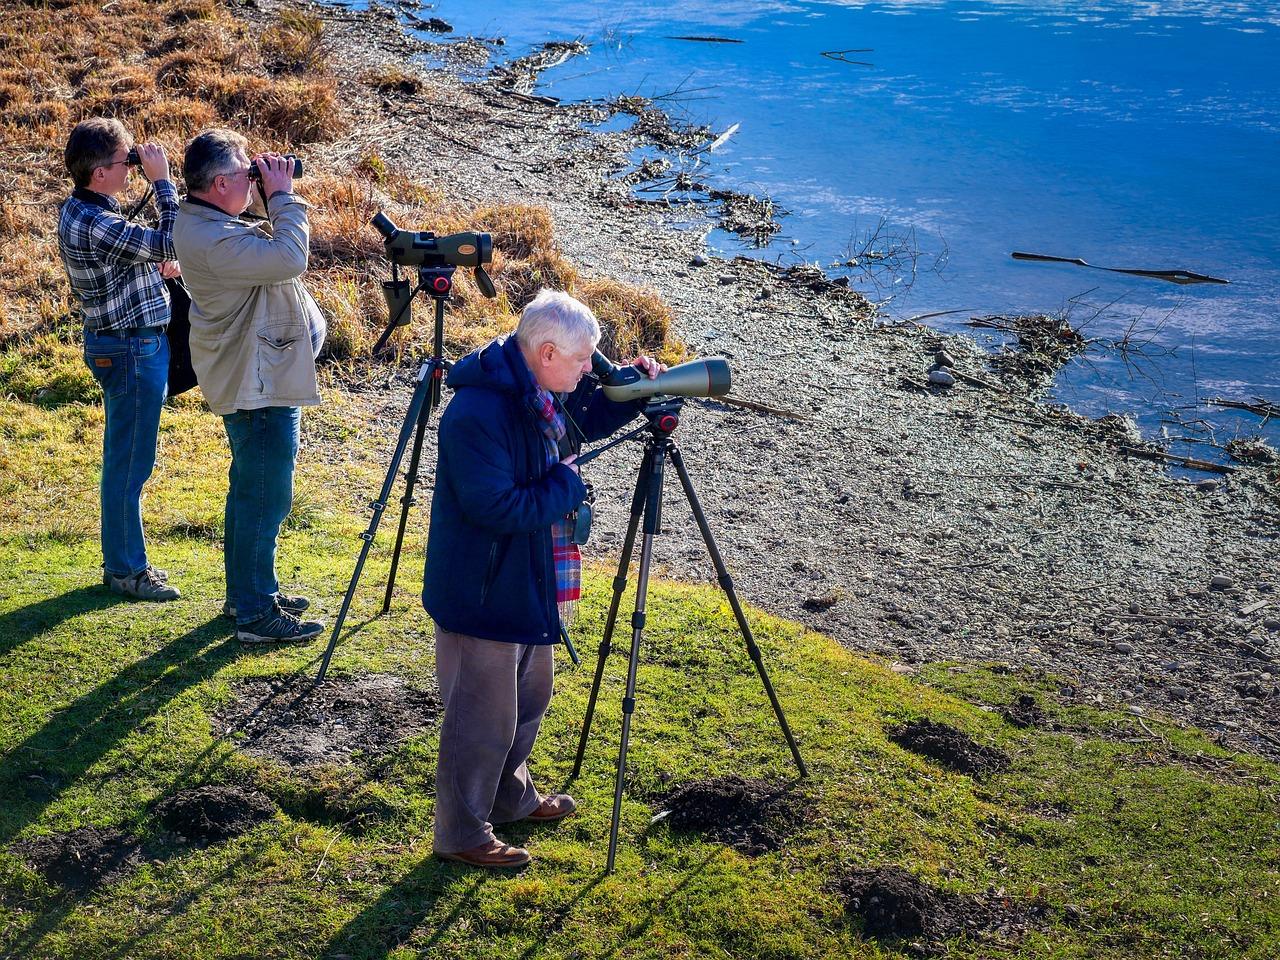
[479,541,499,606]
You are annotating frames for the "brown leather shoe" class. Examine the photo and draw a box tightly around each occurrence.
[437,838,530,869]
[526,794,577,822]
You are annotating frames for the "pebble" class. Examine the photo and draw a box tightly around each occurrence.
[1168,685,1191,700]
[1113,641,1134,654]
[935,350,956,368]
[927,369,956,387]
[1264,619,1280,631]
[690,254,707,267]
[718,273,736,285]
[1196,479,1219,493]
[1210,575,1234,591]
[1127,705,1145,715]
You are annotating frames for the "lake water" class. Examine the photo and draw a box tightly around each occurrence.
[363,0,1280,452]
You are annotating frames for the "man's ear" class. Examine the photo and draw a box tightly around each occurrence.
[537,342,556,366]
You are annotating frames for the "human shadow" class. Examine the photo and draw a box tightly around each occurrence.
[0,586,126,661]
[317,861,488,959]
[0,616,238,852]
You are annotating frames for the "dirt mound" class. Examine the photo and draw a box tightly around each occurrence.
[153,785,277,846]
[835,866,1037,953]
[214,673,441,768]
[1000,694,1050,729]
[656,775,808,856]
[888,719,1010,776]
[12,827,144,893]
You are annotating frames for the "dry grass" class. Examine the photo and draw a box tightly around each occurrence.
[0,0,680,385]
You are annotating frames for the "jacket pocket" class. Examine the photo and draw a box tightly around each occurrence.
[256,320,312,397]
[478,535,512,607]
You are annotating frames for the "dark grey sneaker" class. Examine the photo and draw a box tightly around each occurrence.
[235,605,324,645]
[222,593,310,620]
[103,566,181,602]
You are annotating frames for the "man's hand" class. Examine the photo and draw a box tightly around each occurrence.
[254,153,295,199]
[560,453,579,475]
[158,261,182,279]
[135,144,170,184]
[631,356,667,379]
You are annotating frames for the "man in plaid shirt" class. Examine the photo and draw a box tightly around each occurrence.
[58,117,182,602]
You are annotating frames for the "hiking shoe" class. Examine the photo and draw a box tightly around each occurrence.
[222,593,310,620]
[235,605,324,645]
[525,794,577,822]
[436,838,530,870]
[103,566,180,602]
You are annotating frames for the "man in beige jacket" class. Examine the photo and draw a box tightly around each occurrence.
[173,128,326,644]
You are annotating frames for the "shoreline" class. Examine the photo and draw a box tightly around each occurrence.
[276,1,1279,760]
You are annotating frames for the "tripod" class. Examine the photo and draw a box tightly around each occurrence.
[570,397,807,872]
[315,264,457,683]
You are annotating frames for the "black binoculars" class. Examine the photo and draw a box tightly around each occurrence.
[124,149,303,183]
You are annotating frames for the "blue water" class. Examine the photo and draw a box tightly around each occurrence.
[373,0,1280,449]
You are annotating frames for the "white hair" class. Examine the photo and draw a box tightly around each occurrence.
[516,289,600,353]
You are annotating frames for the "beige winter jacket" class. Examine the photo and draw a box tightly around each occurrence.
[173,192,323,415]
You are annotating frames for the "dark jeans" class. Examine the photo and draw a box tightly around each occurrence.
[222,406,301,624]
[433,627,554,853]
[82,329,168,578]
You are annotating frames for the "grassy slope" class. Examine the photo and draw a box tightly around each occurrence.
[0,391,1278,960]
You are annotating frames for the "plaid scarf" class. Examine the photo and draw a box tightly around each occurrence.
[527,385,581,608]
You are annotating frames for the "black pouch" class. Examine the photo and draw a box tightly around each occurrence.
[164,277,198,396]
[571,481,595,545]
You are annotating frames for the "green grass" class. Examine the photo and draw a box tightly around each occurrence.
[1,370,1278,959]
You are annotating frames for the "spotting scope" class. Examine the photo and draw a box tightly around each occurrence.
[371,212,496,298]
[592,351,732,401]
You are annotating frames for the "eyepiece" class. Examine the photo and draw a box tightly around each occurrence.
[371,212,399,241]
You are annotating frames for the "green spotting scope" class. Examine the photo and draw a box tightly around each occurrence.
[592,351,732,401]
[371,212,494,270]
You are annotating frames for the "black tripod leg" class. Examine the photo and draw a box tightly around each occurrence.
[571,446,652,781]
[668,447,808,778]
[381,364,441,613]
[316,361,437,684]
[607,527,656,874]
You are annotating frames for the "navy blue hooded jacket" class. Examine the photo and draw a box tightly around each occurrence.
[422,334,644,644]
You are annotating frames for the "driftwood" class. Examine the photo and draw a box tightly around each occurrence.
[1118,445,1236,474]
[1011,251,1229,286]
[820,49,874,66]
[718,395,810,421]
[1207,397,1280,420]
[667,36,744,44]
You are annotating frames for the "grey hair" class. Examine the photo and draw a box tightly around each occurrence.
[516,289,601,353]
[183,128,248,193]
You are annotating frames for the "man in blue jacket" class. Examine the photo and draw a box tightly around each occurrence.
[424,288,662,869]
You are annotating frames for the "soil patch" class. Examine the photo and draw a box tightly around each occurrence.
[889,719,1010,776]
[1000,694,1050,729]
[12,827,145,893]
[834,866,1036,954]
[655,774,808,856]
[153,785,277,847]
[213,672,441,769]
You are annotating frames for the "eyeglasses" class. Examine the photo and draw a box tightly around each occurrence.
[96,156,131,171]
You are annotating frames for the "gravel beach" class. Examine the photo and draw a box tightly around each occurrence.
[275,1,1280,760]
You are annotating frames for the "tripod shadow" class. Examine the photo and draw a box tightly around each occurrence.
[0,586,125,661]
[316,861,488,959]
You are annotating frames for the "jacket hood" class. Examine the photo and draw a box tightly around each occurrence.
[446,334,534,397]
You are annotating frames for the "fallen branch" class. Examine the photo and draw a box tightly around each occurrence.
[718,394,810,420]
[1118,446,1236,474]
[1206,397,1280,420]
[1011,251,1229,286]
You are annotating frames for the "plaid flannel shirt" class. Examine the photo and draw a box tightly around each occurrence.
[57,181,178,333]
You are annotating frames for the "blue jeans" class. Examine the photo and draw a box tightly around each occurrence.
[222,407,301,624]
[83,329,169,578]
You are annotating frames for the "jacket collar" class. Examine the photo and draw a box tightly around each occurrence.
[72,187,119,212]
